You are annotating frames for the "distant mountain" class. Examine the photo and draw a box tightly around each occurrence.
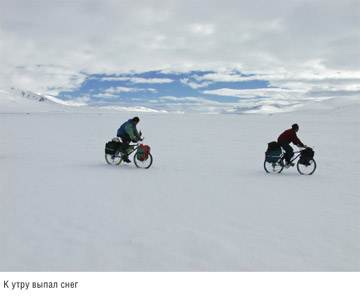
[0,88,168,113]
[0,88,77,113]
[2,87,358,115]
[8,87,87,107]
[10,87,49,102]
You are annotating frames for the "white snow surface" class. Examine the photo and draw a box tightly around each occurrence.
[0,91,359,271]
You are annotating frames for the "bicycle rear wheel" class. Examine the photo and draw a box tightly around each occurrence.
[297,159,316,175]
[105,153,122,165]
[264,159,284,173]
[134,152,153,169]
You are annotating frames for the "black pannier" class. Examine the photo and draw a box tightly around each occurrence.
[105,140,121,155]
[265,141,282,163]
[299,147,314,165]
[267,141,281,151]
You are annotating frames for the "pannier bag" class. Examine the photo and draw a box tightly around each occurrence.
[105,140,121,155]
[137,144,151,161]
[299,147,314,165]
[265,141,282,163]
[267,141,281,151]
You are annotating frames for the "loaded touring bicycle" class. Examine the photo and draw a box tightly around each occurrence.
[105,137,153,169]
[264,141,316,175]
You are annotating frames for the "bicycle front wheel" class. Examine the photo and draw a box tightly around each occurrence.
[134,152,153,169]
[264,159,284,173]
[105,153,122,165]
[297,159,316,175]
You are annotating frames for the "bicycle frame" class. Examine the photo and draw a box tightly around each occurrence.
[115,137,145,156]
[284,150,302,164]
[112,142,144,158]
[122,144,139,156]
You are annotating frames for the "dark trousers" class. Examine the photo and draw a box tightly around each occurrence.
[278,141,293,163]
[119,134,131,153]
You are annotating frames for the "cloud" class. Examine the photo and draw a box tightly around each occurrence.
[190,23,215,35]
[193,71,265,82]
[180,78,213,89]
[66,96,92,106]
[160,95,218,104]
[100,77,130,82]
[92,93,118,99]
[196,66,360,99]
[130,77,173,84]
[203,87,303,100]
[98,86,157,95]
[0,0,359,103]
[105,86,141,93]
[100,77,173,84]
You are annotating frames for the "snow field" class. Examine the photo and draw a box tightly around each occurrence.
[0,99,359,271]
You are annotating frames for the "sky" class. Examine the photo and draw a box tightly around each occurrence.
[0,0,359,112]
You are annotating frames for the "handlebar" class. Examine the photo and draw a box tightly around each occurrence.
[132,137,144,143]
[295,146,314,153]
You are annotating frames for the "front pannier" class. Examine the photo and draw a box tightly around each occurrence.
[136,144,151,161]
[299,147,314,165]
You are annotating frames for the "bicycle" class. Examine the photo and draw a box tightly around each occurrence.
[105,139,153,169]
[264,147,316,175]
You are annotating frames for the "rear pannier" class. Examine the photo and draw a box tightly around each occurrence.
[105,140,121,155]
[265,141,282,163]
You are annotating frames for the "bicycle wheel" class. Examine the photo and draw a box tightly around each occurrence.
[297,159,316,175]
[105,153,122,165]
[264,159,284,173]
[134,152,153,169]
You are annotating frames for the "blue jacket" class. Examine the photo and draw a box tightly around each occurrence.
[117,119,139,140]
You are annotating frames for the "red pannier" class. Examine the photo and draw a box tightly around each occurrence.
[137,144,151,161]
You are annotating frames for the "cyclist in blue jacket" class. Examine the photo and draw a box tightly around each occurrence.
[117,117,140,162]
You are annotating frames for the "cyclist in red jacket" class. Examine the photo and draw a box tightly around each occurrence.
[278,124,306,167]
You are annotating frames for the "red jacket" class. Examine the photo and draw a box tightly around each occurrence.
[278,128,304,146]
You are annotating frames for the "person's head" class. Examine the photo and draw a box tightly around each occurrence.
[132,117,140,125]
[292,123,299,132]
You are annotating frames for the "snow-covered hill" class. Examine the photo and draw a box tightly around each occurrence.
[0,90,359,271]
[0,88,169,114]
[10,88,49,102]
[0,89,71,113]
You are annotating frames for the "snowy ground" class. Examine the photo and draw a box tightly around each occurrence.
[0,93,359,271]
